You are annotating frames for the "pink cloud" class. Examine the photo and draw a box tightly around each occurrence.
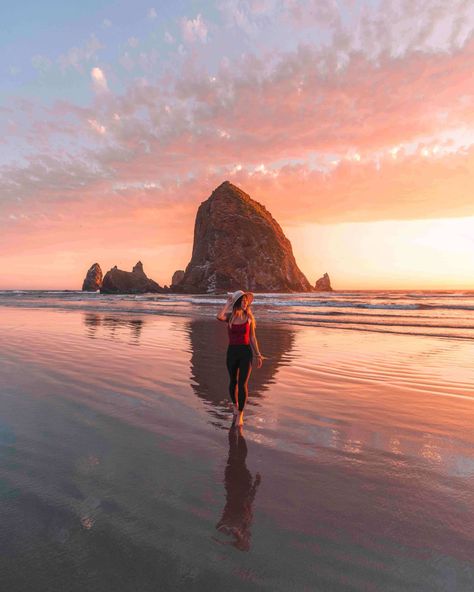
[218,0,278,34]
[1,28,473,264]
[181,14,208,43]
[8,31,474,170]
[86,33,474,172]
[283,0,474,57]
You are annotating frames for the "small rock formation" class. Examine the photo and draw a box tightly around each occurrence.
[314,273,333,291]
[171,270,185,289]
[82,263,103,291]
[132,261,145,275]
[175,181,313,293]
[101,261,164,294]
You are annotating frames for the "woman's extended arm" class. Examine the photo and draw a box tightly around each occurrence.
[250,321,263,368]
[216,295,233,321]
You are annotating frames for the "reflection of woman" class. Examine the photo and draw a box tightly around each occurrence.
[216,290,263,427]
[215,426,261,551]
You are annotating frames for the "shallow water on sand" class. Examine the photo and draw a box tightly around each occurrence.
[1,308,473,591]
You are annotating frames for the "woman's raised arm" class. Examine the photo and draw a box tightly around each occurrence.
[217,295,233,321]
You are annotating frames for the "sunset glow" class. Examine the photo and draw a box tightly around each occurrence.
[288,216,474,290]
[1,1,474,289]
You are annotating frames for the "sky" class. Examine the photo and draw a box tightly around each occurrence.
[1,0,474,290]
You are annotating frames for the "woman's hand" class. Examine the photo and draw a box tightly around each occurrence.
[255,354,263,369]
[217,295,234,320]
[225,294,234,309]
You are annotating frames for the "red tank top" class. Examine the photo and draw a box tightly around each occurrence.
[228,317,251,345]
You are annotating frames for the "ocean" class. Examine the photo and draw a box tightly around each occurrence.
[1,289,473,340]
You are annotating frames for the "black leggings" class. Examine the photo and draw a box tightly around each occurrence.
[226,345,253,412]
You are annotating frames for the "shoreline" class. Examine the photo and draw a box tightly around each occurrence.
[1,288,474,342]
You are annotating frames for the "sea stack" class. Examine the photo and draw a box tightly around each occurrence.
[82,263,103,291]
[314,273,333,291]
[101,261,165,294]
[171,270,185,289]
[175,181,313,293]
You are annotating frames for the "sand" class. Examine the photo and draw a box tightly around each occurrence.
[1,307,473,591]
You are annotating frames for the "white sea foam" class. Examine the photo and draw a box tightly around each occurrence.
[1,290,473,340]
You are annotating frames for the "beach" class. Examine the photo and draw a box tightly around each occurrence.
[3,0,474,588]
[1,300,474,591]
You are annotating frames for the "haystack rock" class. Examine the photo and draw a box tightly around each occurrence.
[101,261,165,294]
[171,270,185,288]
[82,263,103,291]
[315,273,333,291]
[176,181,313,293]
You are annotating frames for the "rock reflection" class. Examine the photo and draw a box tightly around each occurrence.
[215,426,261,551]
[83,313,102,338]
[186,318,295,417]
[83,313,144,343]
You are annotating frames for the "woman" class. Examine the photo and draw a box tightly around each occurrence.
[216,290,263,426]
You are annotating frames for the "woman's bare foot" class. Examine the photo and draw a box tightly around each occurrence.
[237,411,244,426]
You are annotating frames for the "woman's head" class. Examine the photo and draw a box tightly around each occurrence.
[233,294,249,312]
[228,292,255,327]
[228,290,254,310]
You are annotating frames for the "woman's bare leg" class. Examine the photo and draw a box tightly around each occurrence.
[237,354,252,426]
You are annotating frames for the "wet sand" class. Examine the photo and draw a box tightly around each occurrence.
[1,307,474,591]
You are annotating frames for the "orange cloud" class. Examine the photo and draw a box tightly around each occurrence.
[2,142,474,248]
[1,142,474,288]
[235,144,474,224]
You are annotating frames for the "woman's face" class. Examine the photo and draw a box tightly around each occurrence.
[240,295,248,310]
